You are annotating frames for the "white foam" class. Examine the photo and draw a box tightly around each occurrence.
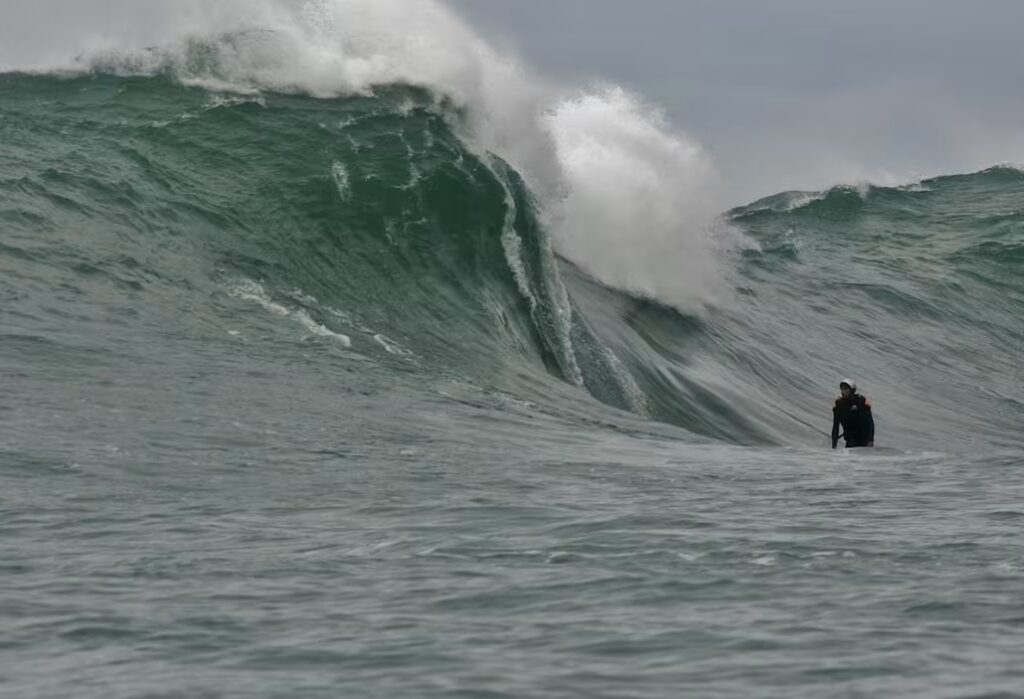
[782,191,828,212]
[203,93,267,111]
[373,333,411,356]
[331,160,351,200]
[294,309,351,345]
[543,87,722,305]
[228,279,351,346]
[494,169,584,387]
[229,278,290,316]
[602,346,650,416]
[285,288,322,307]
[282,287,410,356]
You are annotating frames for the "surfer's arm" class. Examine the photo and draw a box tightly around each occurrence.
[831,405,840,449]
[865,402,875,446]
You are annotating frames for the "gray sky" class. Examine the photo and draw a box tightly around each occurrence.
[447,0,1024,201]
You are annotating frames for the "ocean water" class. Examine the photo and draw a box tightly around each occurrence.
[3,5,1024,698]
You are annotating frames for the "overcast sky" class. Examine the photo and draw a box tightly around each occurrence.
[447,0,1024,201]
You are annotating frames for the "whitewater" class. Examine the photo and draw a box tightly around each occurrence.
[2,1,1023,697]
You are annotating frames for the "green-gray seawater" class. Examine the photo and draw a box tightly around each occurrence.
[3,71,1024,698]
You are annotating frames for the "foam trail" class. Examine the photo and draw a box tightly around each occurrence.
[229,280,352,347]
[5,0,727,309]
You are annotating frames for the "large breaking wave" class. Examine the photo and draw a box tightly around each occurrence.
[1,0,1021,452]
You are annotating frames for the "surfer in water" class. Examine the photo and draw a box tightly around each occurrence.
[831,379,874,449]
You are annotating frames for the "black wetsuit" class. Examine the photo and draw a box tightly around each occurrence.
[832,394,875,448]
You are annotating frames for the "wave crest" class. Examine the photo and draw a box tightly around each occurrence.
[12,0,728,311]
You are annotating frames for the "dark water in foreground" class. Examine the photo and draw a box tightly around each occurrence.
[3,73,1024,698]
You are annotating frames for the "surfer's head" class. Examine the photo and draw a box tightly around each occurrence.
[839,379,856,398]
